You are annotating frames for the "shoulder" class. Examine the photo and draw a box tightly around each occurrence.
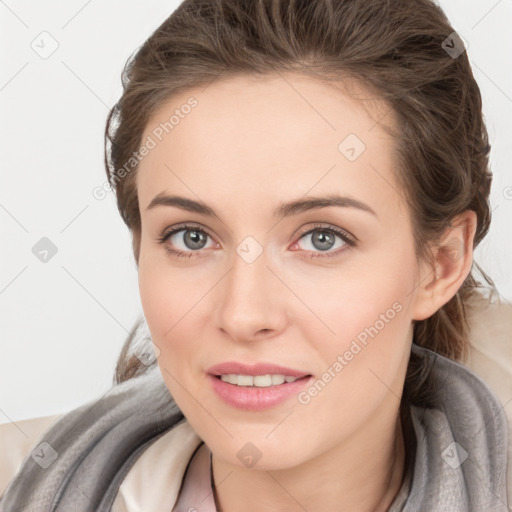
[0,413,64,497]
[458,288,512,505]
[0,412,201,511]
[462,288,512,403]
[406,292,511,510]
[0,366,197,511]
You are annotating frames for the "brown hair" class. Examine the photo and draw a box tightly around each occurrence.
[105,0,497,443]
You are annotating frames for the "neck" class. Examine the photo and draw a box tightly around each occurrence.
[211,397,407,512]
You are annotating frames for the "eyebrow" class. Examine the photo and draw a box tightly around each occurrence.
[146,193,377,219]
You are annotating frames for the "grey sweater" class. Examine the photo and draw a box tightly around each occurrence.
[0,343,508,511]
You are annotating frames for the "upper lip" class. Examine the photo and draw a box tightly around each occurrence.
[207,362,310,378]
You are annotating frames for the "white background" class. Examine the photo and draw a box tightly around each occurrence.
[1,0,511,424]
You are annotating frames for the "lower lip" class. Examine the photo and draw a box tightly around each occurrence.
[208,374,313,411]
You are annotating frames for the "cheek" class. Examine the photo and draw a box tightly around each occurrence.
[281,244,416,345]
[138,262,171,340]
[138,240,197,339]
[290,246,417,401]
[137,251,212,378]
[138,264,202,413]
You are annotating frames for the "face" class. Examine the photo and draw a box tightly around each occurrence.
[136,73,426,471]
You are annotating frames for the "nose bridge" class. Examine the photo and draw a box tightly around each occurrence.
[215,237,286,340]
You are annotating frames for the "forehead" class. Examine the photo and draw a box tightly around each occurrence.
[136,72,402,217]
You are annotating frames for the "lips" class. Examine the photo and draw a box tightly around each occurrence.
[207,361,313,411]
[207,362,309,378]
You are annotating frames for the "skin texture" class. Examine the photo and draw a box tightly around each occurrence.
[135,73,477,512]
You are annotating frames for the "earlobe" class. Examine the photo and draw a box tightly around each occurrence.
[411,210,477,321]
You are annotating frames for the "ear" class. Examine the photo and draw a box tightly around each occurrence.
[411,210,477,321]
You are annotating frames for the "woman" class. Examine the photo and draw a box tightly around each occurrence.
[1,0,510,510]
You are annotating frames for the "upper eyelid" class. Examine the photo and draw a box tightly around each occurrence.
[159,223,212,239]
[299,224,355,242]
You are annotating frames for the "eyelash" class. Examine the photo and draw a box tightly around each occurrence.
[156,223,357,259]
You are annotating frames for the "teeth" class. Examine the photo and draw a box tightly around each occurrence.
[271,375,285,385]
[220,374,238,385]
[237,375,253,386]
[219,374,300,387]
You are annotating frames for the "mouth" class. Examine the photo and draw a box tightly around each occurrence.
[213,373,310,387]
[207,362,313,410]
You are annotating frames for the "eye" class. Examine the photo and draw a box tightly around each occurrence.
[157,223,217,258]
[157,222,356,259]
[291,224,356,258]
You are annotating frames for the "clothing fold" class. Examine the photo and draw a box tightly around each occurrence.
[0,343,508,511]
[0,366,183,511]
[402,342,509,510]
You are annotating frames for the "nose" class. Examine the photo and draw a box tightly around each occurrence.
[214,244,288,344]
